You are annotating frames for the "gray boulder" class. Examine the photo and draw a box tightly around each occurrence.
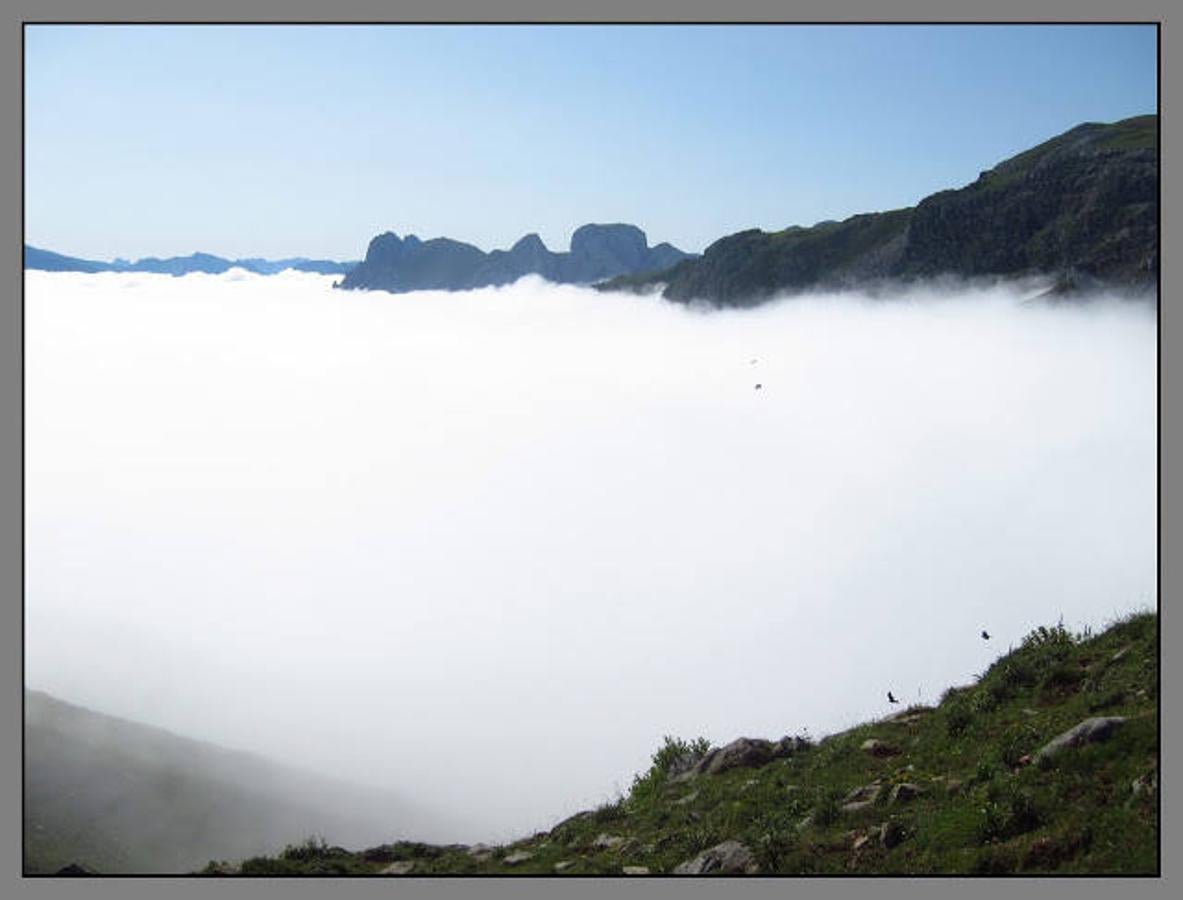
[673,839,759,875]
[1034,717,1126,761]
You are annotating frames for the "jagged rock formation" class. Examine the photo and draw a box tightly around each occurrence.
[600,115,1157,305]
[336,223,693,293]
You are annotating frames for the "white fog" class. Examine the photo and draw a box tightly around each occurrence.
[24,269,1156,844]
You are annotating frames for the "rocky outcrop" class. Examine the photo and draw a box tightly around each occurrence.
[337,223,693,293]
[672,735,811,782]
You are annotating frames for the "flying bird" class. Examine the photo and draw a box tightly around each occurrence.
[887,691,899,704]
[754,383,763,390]
[981,630,991,640]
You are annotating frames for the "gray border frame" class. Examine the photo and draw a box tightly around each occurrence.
[2,4,1172,900]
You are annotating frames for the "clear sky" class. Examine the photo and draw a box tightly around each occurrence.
[24,24,1157,261]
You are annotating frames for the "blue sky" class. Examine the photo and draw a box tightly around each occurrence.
[24,24,1157,261]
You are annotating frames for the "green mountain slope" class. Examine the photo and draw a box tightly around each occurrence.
[601,115,1157,306]
[206,610,1157,876]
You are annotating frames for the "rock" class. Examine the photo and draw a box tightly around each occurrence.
[622,866,651,875]
[380,861,415,875]
[945,779,964,796]
[591,833,624,850]
[880,820,906,850]
[673,839,759,875]
[1111,645,1132,663]
[553,860,575,872]
[55,863,94,875]
[889,782,924,804]
[860,739,900,758]
[684,735,810,780]
[1034,717,1127,761]
[844,781,884,804]
[842,799,876,814]
[674,790,700,806]
[1131,768,1158,798]
[852,835,871,852]
[1022,708,1041,717]
[795,815,814,832]
[502,850,534,866]
[741,778,759,790]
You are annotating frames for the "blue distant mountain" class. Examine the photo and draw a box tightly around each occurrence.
[24,245,359,277]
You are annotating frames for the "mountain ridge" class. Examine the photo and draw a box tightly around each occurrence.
[599,115,1158,305]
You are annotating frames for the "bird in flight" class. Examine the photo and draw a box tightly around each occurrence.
[754,383,763,390]
[887,691,899,704]
[981,630,991,640]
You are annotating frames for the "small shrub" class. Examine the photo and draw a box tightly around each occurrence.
[629,734,711,801]
[970,689,998,714]
[946,702,974,737]
[811,786,844,828]
[976,787,1041,844]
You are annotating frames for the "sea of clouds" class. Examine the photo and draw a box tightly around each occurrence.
[24,269,1157,843]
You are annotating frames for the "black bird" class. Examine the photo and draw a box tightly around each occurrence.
[981,630,991,640]
[887,691,899,704]
[754,383,763,390]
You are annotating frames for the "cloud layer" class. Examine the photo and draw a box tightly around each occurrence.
[25,270,1157,843]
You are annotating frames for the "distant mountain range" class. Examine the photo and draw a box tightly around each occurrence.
[600,115,1158,305]
[26,115,1156,305]
[24,690,456,874]
[336,223,695,293]
[23,246,359,277]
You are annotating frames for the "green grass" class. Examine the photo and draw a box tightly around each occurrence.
[202,610,1158,876]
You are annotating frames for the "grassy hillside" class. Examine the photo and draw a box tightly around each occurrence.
[204,610,1158,876]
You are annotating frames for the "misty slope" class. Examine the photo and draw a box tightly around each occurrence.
[24,690,456,874]
[209,612,1158,876]
[336,223,694,293]
[601,115,1157,305]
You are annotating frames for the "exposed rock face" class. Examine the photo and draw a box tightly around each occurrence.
[1035,717,1127,761]
[502,850,534,865]
[673,839,759,875]
[338,223,693,293]
[601,115,1157,305]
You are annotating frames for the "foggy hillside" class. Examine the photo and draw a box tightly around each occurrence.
[24,689,458,874]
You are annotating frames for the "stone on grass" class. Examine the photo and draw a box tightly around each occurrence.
[591,833,624,850]
[553,860,575,872]
[622,865,651,875]
[1034,717,1126,761]
[860,739,900,758]
[879,820,906,850]
[503,850,534,866]
[673,839,759,875]
[889,782,924,804]
[380,861,415,875]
